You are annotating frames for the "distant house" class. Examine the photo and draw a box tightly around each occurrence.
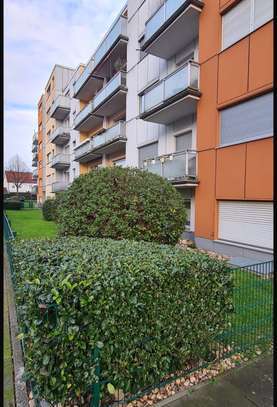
[4,171,37,193]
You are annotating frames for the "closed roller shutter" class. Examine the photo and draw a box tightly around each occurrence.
[218,201,273,250]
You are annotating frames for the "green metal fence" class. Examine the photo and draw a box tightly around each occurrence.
[3,212,273,407]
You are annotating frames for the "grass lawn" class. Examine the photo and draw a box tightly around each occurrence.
[6,209,57,240]
[223,269,272,354]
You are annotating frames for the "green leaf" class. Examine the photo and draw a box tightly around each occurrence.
[42,355,50,366]
[107,383,115,394]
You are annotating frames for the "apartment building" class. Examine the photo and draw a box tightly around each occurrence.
[73,5,128,172]
[36,0,273,261]
[44,64,77,198]
[36,96,46,204]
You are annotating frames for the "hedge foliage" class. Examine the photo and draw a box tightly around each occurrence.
[4,199,22,210]
[55,167,187,245]
[42,198,58,221]
[11,238,233,404]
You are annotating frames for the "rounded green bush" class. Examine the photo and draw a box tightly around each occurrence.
[11,237,233,404]
[42,198,57,221]
[56,167,187,245]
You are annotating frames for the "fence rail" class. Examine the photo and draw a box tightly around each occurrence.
[3,212,273,407]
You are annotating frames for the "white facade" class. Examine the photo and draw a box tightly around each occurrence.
[4,177,35,193]
[125,0,199,233]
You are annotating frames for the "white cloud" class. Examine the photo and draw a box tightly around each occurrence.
[4,0,127,166]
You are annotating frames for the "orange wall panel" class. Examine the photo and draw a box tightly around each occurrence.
[199,0,220,63]
[197,57,219,150]
[218,38,249,104]
[245,138,273,200]
[195,150,216,239]
[216,144,246,199]
[249,22,273,92]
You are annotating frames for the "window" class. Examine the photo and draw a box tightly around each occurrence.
[175,131,192,152]
[46,84,51,96]
[222,0,273,50]
[47,153,51,164]
[138,142,158,167]
[220,92,273,146]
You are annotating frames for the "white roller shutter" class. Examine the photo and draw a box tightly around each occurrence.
[218,201,273,250]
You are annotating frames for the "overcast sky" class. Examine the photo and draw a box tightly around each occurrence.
[4,0,127,169]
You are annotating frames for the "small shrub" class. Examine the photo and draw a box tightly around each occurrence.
[56,167,187,245]
[42,199,57,221]
[12,238,233,404]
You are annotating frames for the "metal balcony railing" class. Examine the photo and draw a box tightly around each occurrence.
[73,16,127,96]
[140,62,199,114]
[52,181,69,193]
[51,154,70,167]
[94,71,127,110]
[74,121,126,161]
[142,150,197,181]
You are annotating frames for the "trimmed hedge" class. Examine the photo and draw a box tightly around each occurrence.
[55,167,187,245]
[12,238,233,404]
[42,198,57,221]
[4,200,22,210]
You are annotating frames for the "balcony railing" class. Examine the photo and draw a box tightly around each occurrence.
[73,102,96,129]
[94,71,127,111]
[49,95,71,120]
[51,154,70,169]
[32,144,38,153]
[74,121,126,162]
[142,0,203,59]
[73,16,127,98]
[142,150,197,182]
[52,181,69,193]
[49,127,70,145]
[140,62,199,115]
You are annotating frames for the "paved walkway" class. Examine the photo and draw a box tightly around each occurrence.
[160,355,273,407]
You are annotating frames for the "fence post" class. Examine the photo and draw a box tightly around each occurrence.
[91,346,101,407]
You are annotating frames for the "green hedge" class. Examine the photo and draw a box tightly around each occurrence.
[4,200,22,210]
[11,238,233,404]
[42,198,57,221]
[55,167,187,245]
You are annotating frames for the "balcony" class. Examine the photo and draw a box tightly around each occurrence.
[73,60,104,102]
[32,160,38,168]
[73,16,128,100]
[52,181,70,193]
[93,71,127,116]
[50,154,70,170]
[140,62,200,124]
[33,168,38,178]
[141,0,203,59]
[50,127,70,145]
[32,143,38,153]
[49,95,71,121]
[73,102,103,132]
[74,121,126,163]
[142,150,197,185]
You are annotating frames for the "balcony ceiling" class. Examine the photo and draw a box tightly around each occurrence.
[142,4,202,60]
[141,91,200,125]
[51,107,70,121]
[75,75,104,102]
[94,89,127,117]
[74,115,103,132]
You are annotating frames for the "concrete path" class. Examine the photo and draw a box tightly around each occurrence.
[159,355,273,407]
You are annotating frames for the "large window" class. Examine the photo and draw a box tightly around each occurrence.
[222,0,273,50]
[220,92,273,146]
[138,142,158,167]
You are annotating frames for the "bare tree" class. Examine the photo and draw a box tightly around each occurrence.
[5,155,30,194]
